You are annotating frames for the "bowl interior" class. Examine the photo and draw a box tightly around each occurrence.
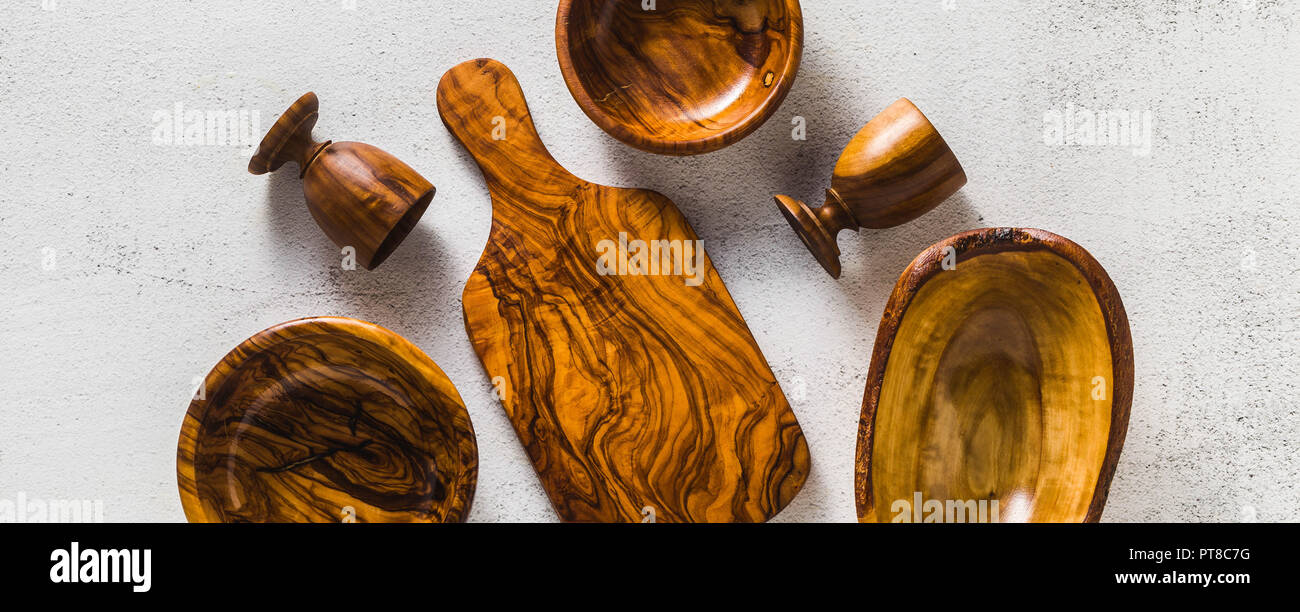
[559,0,801,153]
[368,185,435,270]
[182,320,474,523]
[870,249,1113,523]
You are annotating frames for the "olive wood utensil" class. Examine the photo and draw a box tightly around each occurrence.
[249,92,435,270]
[177,317,478,523]
[556,0,803,155]
[437,58,809,522]
[855,228,1132,523]
[776,98,967,278]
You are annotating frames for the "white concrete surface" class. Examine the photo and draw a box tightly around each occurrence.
[0,1,1296,522]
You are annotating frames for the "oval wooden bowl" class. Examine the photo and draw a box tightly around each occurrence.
[556,0,803,155]
[856,229,1132,523]
[177,317,478,523]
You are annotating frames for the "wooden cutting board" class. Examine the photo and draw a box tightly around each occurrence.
[436,59,809,522]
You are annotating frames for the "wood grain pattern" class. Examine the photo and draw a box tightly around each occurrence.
[776,98,966,278]
[177,317,477,523]
[249,92,435,270]
[437,58,809,522]
[855,229,1132,523]
[557,0,803,155]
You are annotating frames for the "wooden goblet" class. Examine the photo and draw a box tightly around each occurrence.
[249,92,435,270]
[775,98,967,278]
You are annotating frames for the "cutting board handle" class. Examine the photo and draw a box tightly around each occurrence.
[437,59,575,193]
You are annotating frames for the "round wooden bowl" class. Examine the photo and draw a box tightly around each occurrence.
[556,0,803,155]
[177,317,478,523]
[856,229,1132,523]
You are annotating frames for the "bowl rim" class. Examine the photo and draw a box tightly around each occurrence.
[176,316,478,523]
[555,0,804,155]
[853,228,1134,523]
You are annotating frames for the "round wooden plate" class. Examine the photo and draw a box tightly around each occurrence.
[177,317,477,523]
[856,228,1133,523]
[556,0,803,155]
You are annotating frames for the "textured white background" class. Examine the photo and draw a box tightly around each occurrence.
[0,1,1296,522]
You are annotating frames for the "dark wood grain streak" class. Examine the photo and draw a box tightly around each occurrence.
[855,228,1132,523]
[437,58,809,522]
[557,0,803,155]
[177,317,477,523]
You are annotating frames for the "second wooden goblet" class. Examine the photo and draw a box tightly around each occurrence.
[249,92,435,270]
[775,98,967,278]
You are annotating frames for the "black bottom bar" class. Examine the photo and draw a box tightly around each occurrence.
[3,523,1286,599]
